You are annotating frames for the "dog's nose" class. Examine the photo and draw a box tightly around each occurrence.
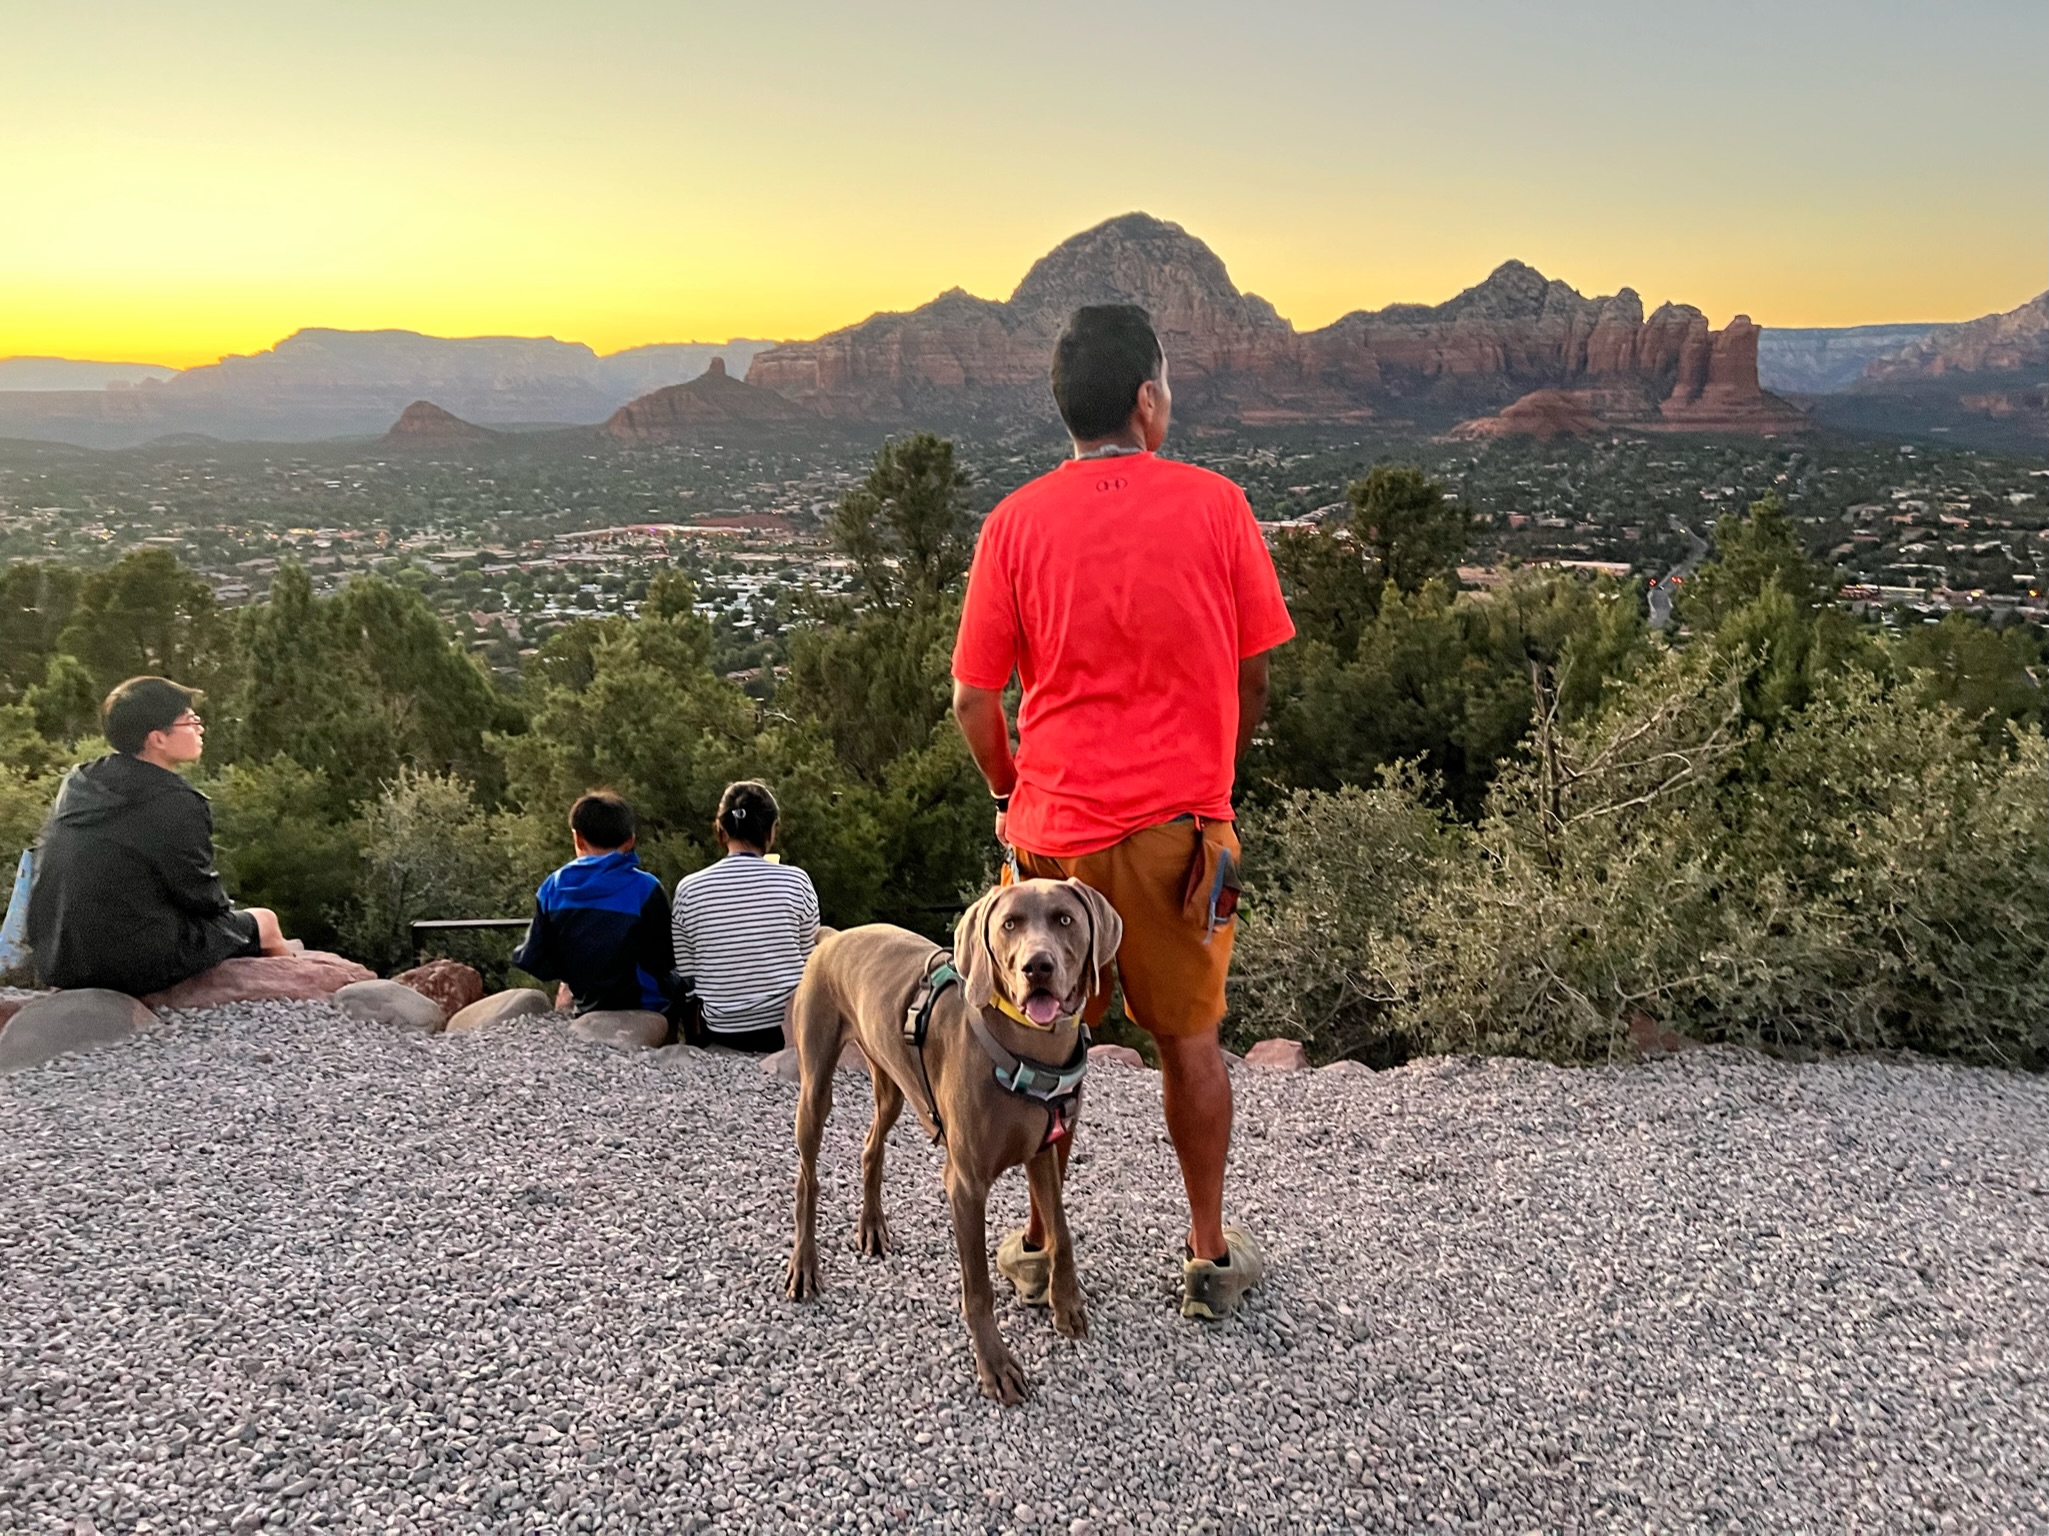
[1021,951,1056,985]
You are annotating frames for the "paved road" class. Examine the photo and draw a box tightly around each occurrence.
[1648,523,1711,629]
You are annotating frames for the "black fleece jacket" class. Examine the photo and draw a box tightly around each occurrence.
[26,754,253,995]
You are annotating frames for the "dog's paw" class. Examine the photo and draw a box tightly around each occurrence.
[974,1343,1031,1405]
[783,1250,821,1302]
[1051,1297,1089,1340]
[853,1209,891,1259]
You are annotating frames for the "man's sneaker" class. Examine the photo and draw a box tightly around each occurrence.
[996,1228,1051,1306]
[1181,1227,1265,1320]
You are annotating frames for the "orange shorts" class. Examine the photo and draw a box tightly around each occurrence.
[1014,817,1241,1040]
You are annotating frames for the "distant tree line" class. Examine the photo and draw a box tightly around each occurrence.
[2,434,2042,1064]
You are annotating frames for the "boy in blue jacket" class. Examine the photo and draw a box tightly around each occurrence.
[512,791,674,1016]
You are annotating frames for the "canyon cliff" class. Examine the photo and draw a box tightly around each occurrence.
[745,214,1804,434]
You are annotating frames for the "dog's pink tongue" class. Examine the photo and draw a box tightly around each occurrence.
[1024,993,1062,1025]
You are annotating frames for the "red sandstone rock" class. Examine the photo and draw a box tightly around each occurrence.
[142,952,373,1011]
[1244,1038,1309,1071]
[604,357,803,441]
[1865,292,2048,381]
[1659,316,1807,431]
[746,216,1802,435]
[380,400,500,445]
[1626,1010,1702,1058]
[1088,1043,1147,1068]
[1449,389,1604,441]
[393,959,484,1019]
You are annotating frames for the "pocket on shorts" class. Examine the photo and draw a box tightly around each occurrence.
[1178,824,1242,943]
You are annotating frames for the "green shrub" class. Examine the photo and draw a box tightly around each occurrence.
[1229,767,1456,1064]
[338,768,523,976]
[205,756,361,953]
[1374,656,2047,1066]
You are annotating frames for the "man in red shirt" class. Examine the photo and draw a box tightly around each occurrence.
[952,303,1295,1321]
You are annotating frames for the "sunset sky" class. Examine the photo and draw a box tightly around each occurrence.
[5,0,2043,368]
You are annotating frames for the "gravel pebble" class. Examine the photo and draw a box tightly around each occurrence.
[3,1000,2046,1533]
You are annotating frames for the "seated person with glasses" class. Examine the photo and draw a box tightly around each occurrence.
[27,676,292,996]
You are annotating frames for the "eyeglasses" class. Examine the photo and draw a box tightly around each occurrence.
[168,714,205,732]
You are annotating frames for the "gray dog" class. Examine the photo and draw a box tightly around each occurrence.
[783,878,1122,1403]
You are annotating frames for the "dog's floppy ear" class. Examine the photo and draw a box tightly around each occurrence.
[953,887,1003,1011]
[1064,878,1123,988]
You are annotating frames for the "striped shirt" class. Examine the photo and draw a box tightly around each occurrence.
[671,853,819,1035]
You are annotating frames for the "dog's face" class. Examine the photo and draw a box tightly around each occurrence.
[954,879,1122,1025]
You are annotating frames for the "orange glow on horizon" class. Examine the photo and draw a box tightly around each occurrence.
[3,3,2042,368]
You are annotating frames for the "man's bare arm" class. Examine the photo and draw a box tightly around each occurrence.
[952,680,1017,841]
[1235,651,1272,776]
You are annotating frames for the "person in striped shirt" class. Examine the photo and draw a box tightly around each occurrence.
[670,780,819,1052]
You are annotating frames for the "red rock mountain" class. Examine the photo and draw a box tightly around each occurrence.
[745,213,1803,434]
[604,357,803,441]
[1863,292,2048,381]
[380,400,500,445]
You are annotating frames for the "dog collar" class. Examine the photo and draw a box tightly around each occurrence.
[990,992,1080,1033]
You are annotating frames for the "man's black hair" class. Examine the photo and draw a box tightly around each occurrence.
[102,676,199,756]
[716,780,780,845]
[570,790,636,850]
[1050,304,1164,441]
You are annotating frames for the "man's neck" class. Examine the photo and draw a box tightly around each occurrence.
[133,748,182,774]
[1070,433,1149,460]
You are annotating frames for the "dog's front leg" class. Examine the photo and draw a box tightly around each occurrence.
[1025,1143,1087,1339]
[784,1059,834,1301]
[943,1159,1028,1403]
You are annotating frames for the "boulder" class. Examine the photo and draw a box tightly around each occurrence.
[142,951,373,1011]
[392,959,484,1018]
[446,988,553,1033]
[759,1046,802,1083]
[334,979,447,1033]
[1626,1010,1703,1059]
[570,1010,669,1050]
[1244,1038,1310,1072]
[1,987,54,1035]
[1320,1058,1375,1077]
[1088,1043,1147,1068]
[0,990,158,1074]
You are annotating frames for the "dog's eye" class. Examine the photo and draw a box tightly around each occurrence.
[1058,914,1072,926]
[1001,917,1017,931]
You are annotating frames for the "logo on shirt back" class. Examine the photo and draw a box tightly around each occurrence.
[1094,476,1127,493]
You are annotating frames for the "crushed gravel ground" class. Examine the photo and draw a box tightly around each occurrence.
[3,1001,2047,1535]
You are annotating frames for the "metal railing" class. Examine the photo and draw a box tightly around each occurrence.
[409,918,529,960]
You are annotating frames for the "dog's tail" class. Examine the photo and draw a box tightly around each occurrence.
[789,943,848,1082]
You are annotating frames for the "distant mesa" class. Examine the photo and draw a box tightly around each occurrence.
[1756,324,1937,395]
[750,214,1804,436]
[0,331,774,449]
[381,400,502,445]
[0,356,180,392]
[604,358,803,442]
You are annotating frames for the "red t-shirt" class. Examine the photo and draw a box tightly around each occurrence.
[952,452,1296,857]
